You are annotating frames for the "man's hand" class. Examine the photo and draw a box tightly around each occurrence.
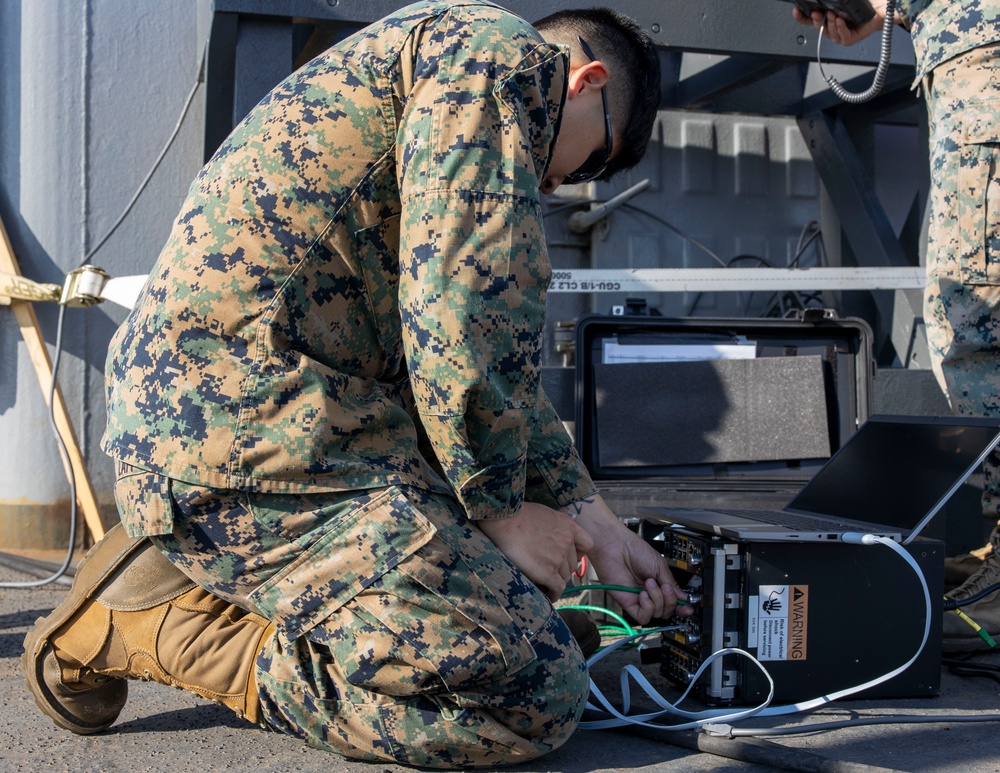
[791,3,889,47]
[587,532,695,625]
[566,494,694,624]
[476,502,594,602]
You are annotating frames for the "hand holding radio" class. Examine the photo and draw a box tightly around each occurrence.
[785,0,899,102]
[788,0,876,27]
[785,0,886,46]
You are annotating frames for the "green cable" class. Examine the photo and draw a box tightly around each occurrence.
[558,584,690,652]
[563,583,642,595]
[558,604,635,637]
[562,583,689,605]
[951,607,998,648]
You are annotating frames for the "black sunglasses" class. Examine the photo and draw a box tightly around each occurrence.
[562,36,614,185]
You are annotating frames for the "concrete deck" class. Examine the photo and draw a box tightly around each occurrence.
[3,554,1000,773]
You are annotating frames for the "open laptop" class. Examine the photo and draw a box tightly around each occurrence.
[639,415,1000,544]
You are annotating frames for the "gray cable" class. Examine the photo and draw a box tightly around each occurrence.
[79,47,205,267]
[0,304,78,588]
[818,0,897,104]
[711,711,1000,737]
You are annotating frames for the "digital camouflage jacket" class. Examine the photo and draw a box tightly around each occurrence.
[102,0,597,522]
[897,0,1000,81]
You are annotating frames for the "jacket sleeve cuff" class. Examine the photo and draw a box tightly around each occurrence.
[525,444,596,509]
[455,456,527,519]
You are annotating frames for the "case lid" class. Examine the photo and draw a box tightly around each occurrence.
[574,312,873,481]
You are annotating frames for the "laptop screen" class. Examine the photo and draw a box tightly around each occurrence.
[788,417,1000,533]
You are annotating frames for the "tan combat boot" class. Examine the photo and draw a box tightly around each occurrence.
[943,540,993,592]
[943,525,1000,651]
[22,523,275,734]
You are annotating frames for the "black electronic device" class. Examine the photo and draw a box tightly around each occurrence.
[637,514,943,705]
[778,0,876,27]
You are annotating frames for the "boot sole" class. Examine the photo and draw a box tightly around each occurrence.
[22,644,128,735]
[22,524,141,734]
[942,637,1000,653]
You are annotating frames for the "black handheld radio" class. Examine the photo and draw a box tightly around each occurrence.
[780,0,877,28]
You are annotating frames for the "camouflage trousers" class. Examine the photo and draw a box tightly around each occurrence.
[923,41,1000,519]
[129,477,588,768]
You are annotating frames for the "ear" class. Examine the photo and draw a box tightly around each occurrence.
[566,59,610,98]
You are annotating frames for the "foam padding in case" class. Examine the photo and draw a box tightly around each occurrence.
[594,355,830,467]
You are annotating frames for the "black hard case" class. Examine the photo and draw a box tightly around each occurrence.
[573,311,875,516]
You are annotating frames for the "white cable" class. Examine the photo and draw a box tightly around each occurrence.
[581,640,776,731]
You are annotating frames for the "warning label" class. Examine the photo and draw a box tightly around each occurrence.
[754,585,809,661]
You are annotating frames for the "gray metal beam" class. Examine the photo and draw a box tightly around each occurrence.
[203,13,296,160]
[204,11,238,162]
[204,0,917,157]
[801,67,916,116]
[675,57,794,109]
[797,111,921,363]
[798,111,910,268]
[234,18,294,128]
[203,1,921,213]
[210,0,914,66]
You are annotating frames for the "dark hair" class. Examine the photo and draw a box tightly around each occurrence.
[534,8,661,180]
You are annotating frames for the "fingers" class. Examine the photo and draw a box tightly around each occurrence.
[790,8,850,44]
[548,529,586,601]
[570,520,594,556]
[540,557,572,602]
[825,12,852,44]
[478,506,585,603]
[639,578,675,620]
[623,579,695,625]
[790,7,818,24]
[791,6,878,47]
[542,583,563,603]
[543,515,594,601]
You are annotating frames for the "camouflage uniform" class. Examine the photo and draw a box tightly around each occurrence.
[103,0,596,765]
[901,0,1000,517]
